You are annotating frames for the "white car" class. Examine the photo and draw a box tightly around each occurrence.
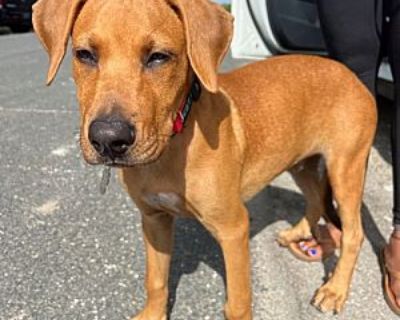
[230,0,393,97]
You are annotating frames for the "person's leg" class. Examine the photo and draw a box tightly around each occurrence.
[317,0,381,96]
[291,0,381,260]
[389,0,400,231]
[385,0,400,309]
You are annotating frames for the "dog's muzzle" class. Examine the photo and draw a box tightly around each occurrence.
[89,115,135,161]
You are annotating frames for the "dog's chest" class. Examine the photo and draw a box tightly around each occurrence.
[142,192,190,217]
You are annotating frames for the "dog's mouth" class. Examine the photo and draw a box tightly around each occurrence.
[100,155,161,168]
[102,158,134,168]
[84,137,169,168]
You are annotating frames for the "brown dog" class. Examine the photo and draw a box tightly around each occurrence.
[32,0,377,319]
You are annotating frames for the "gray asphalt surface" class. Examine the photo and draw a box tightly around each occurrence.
[0,32,397,320]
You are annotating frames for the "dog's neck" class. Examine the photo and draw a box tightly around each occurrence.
[172,76,202,135]
[173,85,236,151]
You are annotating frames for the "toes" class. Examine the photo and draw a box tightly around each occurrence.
[312,283,347,314]
[297,241,322,259]
[298,241,323,259]
[299,239,317,249]
[307,247,322,259]
[335,298,345,314]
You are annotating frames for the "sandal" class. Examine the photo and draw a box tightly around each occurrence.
[381,245,400,315]
[287,223,341,262]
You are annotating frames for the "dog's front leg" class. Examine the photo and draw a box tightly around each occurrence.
[201,203,252,320]
[132,212,174,320]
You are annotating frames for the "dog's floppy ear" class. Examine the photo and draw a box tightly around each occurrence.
[32,0,86,85]
[168,0,233,93]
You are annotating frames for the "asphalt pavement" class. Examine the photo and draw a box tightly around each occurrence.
[0,32,397,320]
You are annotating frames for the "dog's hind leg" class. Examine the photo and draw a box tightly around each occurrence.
[312,147,369,313]
[277,155,332,246]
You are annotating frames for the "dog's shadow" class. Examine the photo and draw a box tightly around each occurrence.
[166,185,386,317]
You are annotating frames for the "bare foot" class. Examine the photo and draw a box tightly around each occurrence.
[295,223,341,260]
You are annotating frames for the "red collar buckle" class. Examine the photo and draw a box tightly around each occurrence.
[173,112,185,134]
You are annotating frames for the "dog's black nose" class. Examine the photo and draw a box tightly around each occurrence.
[89,116,135,159]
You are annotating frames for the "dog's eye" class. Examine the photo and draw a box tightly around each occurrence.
[74,48,98,66]
[145,52,170,68]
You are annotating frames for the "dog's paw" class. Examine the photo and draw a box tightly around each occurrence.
[277,219,313,247]
[277,227,307,247]
[312,282,348,314]
[276,229,293,247]
[131,310,167,320]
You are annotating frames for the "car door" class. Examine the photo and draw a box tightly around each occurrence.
[231,0,393,86]
[231,0,325,59]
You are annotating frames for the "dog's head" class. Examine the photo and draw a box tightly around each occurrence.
[33,0,233,166]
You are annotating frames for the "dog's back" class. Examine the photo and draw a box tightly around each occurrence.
[220,55,377,199]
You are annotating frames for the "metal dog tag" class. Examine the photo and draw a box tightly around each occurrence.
[99,166,111,195]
